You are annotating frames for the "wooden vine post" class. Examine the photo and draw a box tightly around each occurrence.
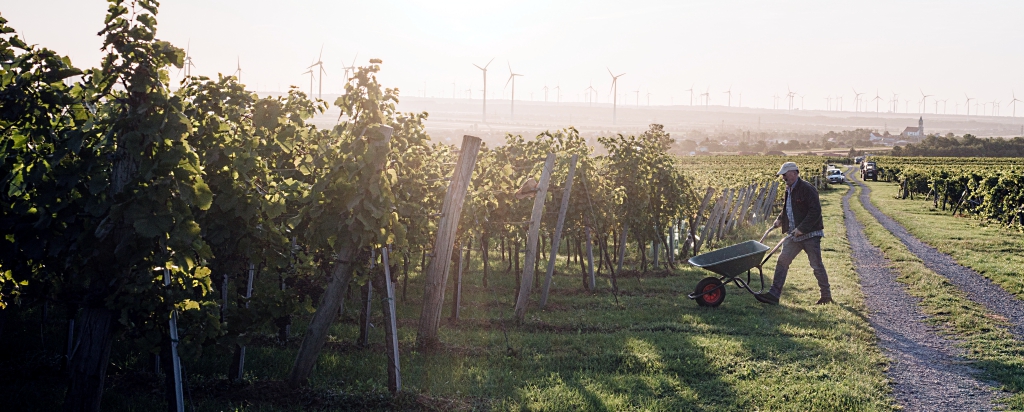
[514,153,557,321]
[288,125,393,388]
[540,154,578,308]
[415,135,482,349]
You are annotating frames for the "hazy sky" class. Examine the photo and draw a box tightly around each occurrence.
[6,1,1023,113]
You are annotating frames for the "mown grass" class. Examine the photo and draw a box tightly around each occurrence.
[849,177,1024,408]
[1,186,895,411]
[863,180,1024,299]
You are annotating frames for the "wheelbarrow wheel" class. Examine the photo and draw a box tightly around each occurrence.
[694,277,726,307]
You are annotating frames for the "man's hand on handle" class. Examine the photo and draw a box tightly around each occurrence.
[773,219,802,236]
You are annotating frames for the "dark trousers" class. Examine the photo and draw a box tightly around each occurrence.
[769,236,830,298]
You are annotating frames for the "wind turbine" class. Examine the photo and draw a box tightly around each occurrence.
[177,41,196,81]
[852,89,864,112]
[505,62,523,121]
[646,91,651,106]
[964,93,974,116]
[723,85,732,107]
[1009,91,1021,117]
[233,56,242,83]
[919,89,933,114]
[553,84,561,103]
[702,86,710,109]
[685,83,694,106]
[799,94,805,110]
[302,67,314,97]
[341,53,358,83]
[607,68,625,123]
[543,84,549,102]
[584,82,597,107]
[872,90,882,113]
[307,46,327,99]
[473,58,494,123]
[786,86,795,110]
[633,89,640,107]
[891,92,899,113]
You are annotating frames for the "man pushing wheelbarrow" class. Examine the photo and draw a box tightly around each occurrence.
[688,161,832,307]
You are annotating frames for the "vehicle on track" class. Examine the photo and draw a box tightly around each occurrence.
[861,161,877,181]
[827,168,845,184]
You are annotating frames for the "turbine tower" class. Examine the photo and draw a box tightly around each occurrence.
[685,83,694,106]
[473,58,495,123]
[723,85,732,107]
[553,84,561,103]
[607,68,625,124]
[584,82,597,106]
[964,93,974,116]
[505,62,523,121]
[872,90,882,113]
[543,84,549,102]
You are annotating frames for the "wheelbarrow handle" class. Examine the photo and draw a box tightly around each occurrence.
[758,225,778,244]
[760,234,790,266]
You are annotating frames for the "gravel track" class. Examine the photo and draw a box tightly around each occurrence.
[855,178,1024,340]
[843,179,1002,410]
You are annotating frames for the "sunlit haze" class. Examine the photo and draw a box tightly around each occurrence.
[6,1,1024,139]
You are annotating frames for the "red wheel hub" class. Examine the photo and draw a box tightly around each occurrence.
[702,284,721,303]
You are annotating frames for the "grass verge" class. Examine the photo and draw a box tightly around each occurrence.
[849,179,1024,408]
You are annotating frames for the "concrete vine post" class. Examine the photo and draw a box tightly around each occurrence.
[163,268,184,412]
[380,247,401,394]
[585,227,596,290]
[540,154,578,308]
[415,135,482,349]
[514,153,556,321]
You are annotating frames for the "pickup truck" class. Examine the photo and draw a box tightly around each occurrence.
[861,161,877,181]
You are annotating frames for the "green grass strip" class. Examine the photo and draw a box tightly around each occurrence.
[865,181,1024,300]
[849,181,1024,408]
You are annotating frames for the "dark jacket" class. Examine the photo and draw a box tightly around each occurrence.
[776,178,824,235]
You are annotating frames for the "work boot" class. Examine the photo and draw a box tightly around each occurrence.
[815,296,833,305]
[754,292,779,305]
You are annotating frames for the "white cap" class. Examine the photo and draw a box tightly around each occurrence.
[776,162,799,175]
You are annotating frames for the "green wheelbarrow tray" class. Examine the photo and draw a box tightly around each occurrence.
[687,227,789,307]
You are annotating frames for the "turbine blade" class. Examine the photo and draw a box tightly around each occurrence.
[485,57,494,69]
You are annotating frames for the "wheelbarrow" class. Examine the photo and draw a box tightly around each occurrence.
[686,227,789,307]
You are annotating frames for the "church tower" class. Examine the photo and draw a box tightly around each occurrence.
[919,116,924,136]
